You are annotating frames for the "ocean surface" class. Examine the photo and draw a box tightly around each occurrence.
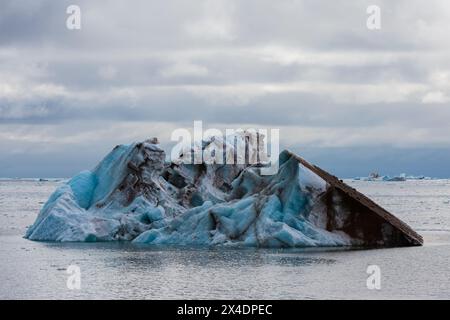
[0,179,449,299]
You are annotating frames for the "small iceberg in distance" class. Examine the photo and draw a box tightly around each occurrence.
[25,133,423,248]
[354,172,434,182]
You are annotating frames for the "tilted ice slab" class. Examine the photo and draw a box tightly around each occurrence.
[25,134,423,247]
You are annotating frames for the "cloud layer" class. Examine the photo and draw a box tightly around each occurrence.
[1,0,450,177]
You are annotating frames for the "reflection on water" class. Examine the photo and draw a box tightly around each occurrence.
[44,242,339,268]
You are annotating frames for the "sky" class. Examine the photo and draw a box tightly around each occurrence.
[1,0,450,178]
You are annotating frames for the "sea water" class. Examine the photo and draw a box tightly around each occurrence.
[0,179,449,299]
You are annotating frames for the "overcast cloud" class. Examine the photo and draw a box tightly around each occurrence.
[1,0,450,177]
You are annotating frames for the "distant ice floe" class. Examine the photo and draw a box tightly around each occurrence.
[353,173,435,182]
[0,178,63,182]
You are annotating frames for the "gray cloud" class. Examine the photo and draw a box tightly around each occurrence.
[1,0,450,177]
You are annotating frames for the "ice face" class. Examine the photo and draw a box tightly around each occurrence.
[133,152,350,247]
[25,141,167,242]
[25,133,422,247]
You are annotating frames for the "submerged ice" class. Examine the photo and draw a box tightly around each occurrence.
[25,133,422,247]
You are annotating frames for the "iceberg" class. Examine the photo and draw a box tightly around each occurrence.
[354,173,434,182]
[25,134,423,247]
